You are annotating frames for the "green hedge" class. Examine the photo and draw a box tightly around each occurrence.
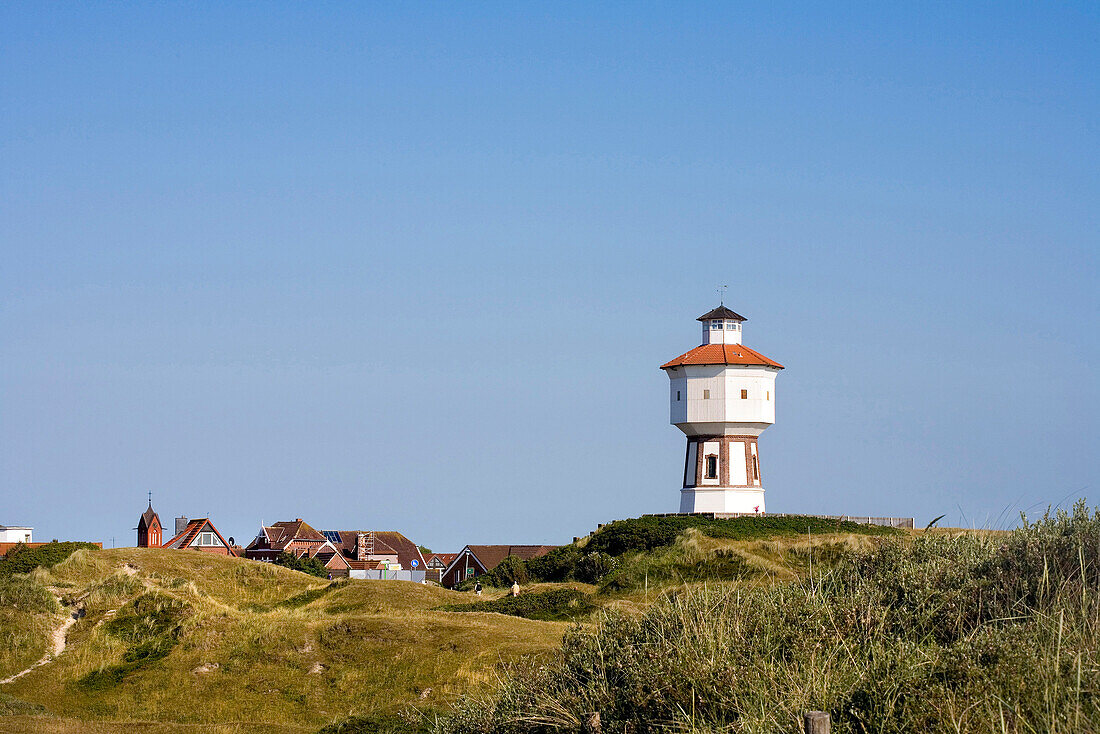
[274,551,329,578]
[0,542,99,576]
[441,588,596,622]
[585,514,898,557]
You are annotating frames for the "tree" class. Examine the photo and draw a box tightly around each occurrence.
[274,551,327,578]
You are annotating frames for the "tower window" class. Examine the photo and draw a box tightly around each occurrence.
[710,321,723,330]
[741,389,748,399]
[752,456,760,481]
[703,389,710,399]
[676,390,681,401]
[766,391,770,400]
[705,455,718,479]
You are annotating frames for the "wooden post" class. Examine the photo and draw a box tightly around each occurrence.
[804,711,830,734]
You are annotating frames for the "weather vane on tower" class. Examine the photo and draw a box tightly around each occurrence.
[717,284,728,305]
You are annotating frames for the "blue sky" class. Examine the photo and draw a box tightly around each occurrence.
[2,2,1097,550]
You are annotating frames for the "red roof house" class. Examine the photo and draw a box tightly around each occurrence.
[162,518,233,556]
[244,519,352,574]
[440,545,557,588]
[323,530,427,571]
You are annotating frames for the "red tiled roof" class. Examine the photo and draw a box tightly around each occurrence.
[249,519,327,553]
[163,518,231,551]
[451,545,557,575]
[426,553,458,568]
[328,530,426,571]
[661,343,784,370]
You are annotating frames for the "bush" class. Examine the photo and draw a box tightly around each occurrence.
[585,514,897,557]
[274,551,328,578]
[0,542,99,576]
[441,589,596,622]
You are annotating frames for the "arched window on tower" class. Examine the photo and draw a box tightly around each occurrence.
[705,455,718,479]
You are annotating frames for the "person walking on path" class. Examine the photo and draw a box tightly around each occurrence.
[511,581,520,597]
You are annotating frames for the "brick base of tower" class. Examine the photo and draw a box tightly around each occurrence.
[680,487,765,514]
[678,434,766,515]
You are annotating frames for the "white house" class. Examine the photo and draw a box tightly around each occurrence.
[661,305,784,514]
[0,526,33,544]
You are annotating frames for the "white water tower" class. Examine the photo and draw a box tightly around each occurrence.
[661,305,784,514]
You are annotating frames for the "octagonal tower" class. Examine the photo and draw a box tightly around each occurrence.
[660,306,784,514]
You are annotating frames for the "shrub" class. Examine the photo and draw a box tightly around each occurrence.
[0,542,99,576]
[585,514,897,557]
[441,589,596,622]
[274,551,328,578]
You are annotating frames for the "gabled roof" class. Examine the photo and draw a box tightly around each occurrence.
[661,343,784,370]
[326,530,427,570]
[444,545,557,577]
[138,504,160,530]
[697,306,746,322]
[250,519,327,552]
[314,550,351,569]
[163,518,231,551]
[426,553,458,568]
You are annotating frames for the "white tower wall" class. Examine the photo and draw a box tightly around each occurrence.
[663,306,782,515]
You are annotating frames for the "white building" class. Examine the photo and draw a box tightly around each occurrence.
[0,525,33,543]
[661,305,784,514]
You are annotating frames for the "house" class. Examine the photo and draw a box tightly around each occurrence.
[424,553,457,584]
[245,519,351,575]
[322,530,427,572]
[440,545,557,588]
[162,518,235,556]
[136,504,163,547]
[0,525,33,544]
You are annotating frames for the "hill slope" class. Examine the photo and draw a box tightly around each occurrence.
[0,549,565,732]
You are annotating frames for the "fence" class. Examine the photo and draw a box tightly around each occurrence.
[349,569,427,582]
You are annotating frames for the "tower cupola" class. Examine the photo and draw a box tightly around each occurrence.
[698,305,746,345]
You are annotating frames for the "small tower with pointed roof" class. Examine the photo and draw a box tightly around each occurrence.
[661,304,784,514]
[137,501,162,548]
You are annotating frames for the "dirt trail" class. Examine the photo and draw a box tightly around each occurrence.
[0,596,78,685]
[2,563,147,685]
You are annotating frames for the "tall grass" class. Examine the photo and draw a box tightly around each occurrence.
[444,501,1100,733]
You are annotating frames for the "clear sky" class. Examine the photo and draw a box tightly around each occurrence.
[2,3,1097,551]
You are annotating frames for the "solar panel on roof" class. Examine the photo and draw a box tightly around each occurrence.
[322,530,341,544]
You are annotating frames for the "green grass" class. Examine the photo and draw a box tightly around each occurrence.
[0,548,566,731]
[444,501,1100,734]
[0,574,63,680]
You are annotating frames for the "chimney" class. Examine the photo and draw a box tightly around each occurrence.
[357,532,367,562]
[175,517,189,535]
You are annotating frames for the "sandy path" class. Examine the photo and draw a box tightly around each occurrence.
[0,596,79,686]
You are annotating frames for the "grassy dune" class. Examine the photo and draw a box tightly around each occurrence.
[0,549,565,732]
[0,574,62,680]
